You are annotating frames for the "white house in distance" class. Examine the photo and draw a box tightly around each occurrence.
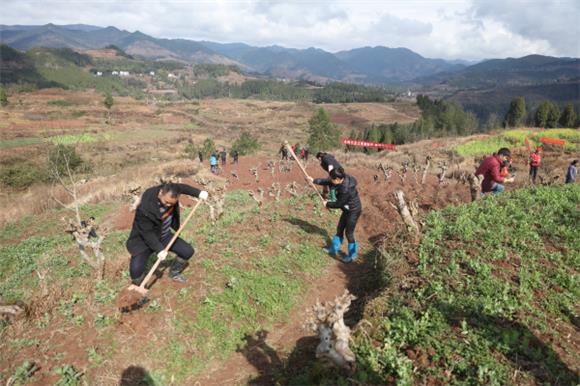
[96,71,103,76]
[150,71,155,76]
[112,71,119,76]
[119,71,130,77]
[168,73,177,79]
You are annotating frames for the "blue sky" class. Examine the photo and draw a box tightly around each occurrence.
[1,0,579,60]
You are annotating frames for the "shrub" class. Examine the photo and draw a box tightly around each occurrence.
[0,163,47,189]
[231,132,260,156]
[47,144,89,178]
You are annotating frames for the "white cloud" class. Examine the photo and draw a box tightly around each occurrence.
[0,0,578,59]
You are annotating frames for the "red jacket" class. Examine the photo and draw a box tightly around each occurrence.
[475,155,504,193]
[530,152,541,167]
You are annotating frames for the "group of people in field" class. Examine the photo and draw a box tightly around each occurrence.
[125,147,362,286]
[279,142,310,161]
[475,146,577,195]
[199,147,239,174]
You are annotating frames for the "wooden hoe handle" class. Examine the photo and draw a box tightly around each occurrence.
[285,144,326,204]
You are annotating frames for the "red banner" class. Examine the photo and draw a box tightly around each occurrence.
[540,137,566,145]
[341,138,396,150]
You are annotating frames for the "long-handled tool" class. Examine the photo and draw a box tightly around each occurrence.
[285,144,326,204]
[127,199,203,296]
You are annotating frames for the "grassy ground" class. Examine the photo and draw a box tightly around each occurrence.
[455,128,580,156]
[346,184,579,385]
[0,190,339,384]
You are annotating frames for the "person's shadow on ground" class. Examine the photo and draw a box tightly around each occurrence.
[119,365,156,386]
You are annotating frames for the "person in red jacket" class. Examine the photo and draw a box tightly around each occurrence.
[475,148,515,194]
[529,148,541,184]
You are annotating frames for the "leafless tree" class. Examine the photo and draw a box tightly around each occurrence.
[49,148,107,279]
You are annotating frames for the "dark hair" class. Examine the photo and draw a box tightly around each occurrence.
[330,167,346,180]
[316,152,325,159]
[497,148,511,157]
[572,160,578,166]
[160,183,179,198]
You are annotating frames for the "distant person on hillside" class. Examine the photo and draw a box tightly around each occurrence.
[220,149,227,166]
[210,153,218,174]
[303,147,309,162]
[565,160,577,184]
[316,152,343,201]
[126,182,208,284]
[279,143,289,161]
[309,167,362,263]
[529,148,541,184]
[475,147,515,194]
[232,150,239,164]
[198,151,203,163]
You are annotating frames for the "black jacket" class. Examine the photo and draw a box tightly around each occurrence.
[320,154,342,173]
[314,175,362,212]
[126,184,201,255]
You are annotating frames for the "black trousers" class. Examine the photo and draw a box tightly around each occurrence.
[529,165,538,181]
[336,209,362,243]
[129,235,194,280]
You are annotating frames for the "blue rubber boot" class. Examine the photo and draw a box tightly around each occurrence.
[343,241,358,263]
[323,235,343,256]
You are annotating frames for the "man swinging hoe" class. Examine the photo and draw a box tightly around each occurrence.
[126,182,209,288]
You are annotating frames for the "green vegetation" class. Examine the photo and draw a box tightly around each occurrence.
[0,162,48,189]
[350,95,478,148]
[0,87,8,106]
[0,137,44,149]
[53,365,83,386]
[307,107,340,151]
[47,144,89,177]
[505,96,526,128]
[48,134,100,145]
[7,361,37,385]
[179,78,393,103]
[349,185,579,385]
[47,99,75,107]
[455,128,580,156]
[230,131,260,156]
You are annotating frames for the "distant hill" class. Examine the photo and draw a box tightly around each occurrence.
[1,24,467,83]
[418,54,580,88]
[1,23,578,110]
[334,46,464,83]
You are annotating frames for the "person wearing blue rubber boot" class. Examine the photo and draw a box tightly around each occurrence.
[309,167,362,263]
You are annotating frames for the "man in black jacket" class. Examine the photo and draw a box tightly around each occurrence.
[309,167,362,263]
[315,152,343,202]
[126,183,208,284]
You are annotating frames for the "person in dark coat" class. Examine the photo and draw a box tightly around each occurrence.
[220,149,227,166]
[232,150,239,164]
[279,143,289,161]
[309,167,362,263]
[566,160,577,184]
[475,148,515,194]
[316,152,343,201]
[126,183,208,284]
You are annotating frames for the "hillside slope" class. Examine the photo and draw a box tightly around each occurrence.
[345,185,580,385]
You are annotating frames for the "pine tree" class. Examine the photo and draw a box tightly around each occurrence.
[505,97,526,128]
[307,108,339,151]
[559,104,577,128]
[103,92,114,124]
[0,88,8,107]
[546,102,560,128]
[535,101,550,127]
